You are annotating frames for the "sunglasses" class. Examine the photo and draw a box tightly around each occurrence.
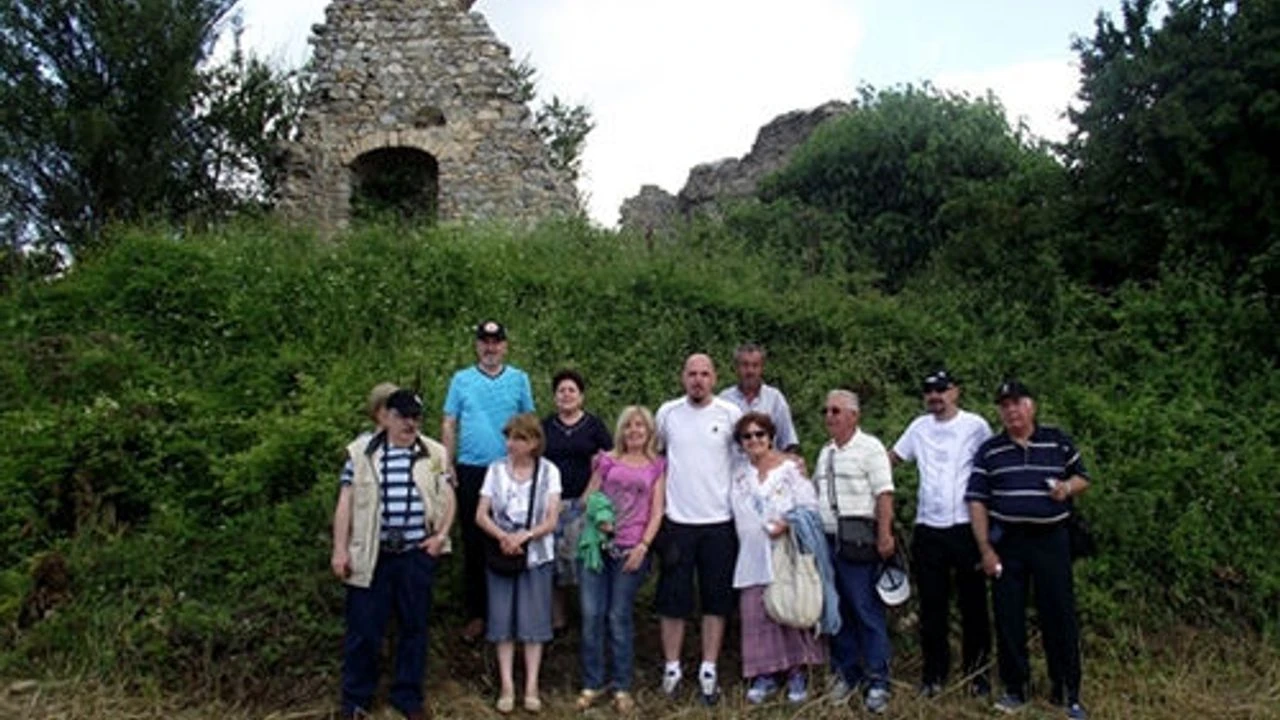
[822,407,846,416]
[738,430,769,441]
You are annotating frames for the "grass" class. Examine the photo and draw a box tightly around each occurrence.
[3,619,1277,719]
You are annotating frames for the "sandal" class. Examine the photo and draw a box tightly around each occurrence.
[613,691,636,713]
[576,688,604,710]
[495,694,515,714]
[524,695,543,713]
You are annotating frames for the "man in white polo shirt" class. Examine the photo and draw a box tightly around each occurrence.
[653,353,743,705]
[890,369,994,699]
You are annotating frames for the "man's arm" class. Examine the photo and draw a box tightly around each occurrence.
[331,485,353,579]
[969,501,1001,576]
[875,491,896,558]
[888,449,904,468]
[422,456,456,557]
[441,416,458,480]
[1049,474,1090,502]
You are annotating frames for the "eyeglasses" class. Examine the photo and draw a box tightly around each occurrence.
[738,430,769,441]
[822,407,845,416]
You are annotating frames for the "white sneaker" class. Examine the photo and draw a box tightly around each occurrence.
[864,687,890,714]
[698,668,720,705]
[661,666,682,698]
[826,677,855,705]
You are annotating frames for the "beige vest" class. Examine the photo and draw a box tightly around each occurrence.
[344,432,453,588]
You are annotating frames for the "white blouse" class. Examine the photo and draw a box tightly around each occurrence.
[730,459,818,588]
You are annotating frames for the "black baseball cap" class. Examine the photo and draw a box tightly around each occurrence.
[994,379,1033,403]
[475,320,507,341]
[385,389,424,417]
[922,369,957,393]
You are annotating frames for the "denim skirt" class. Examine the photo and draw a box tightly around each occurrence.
[486,562,554,643]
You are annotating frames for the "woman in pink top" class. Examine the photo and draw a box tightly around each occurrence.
[575,405,666,713]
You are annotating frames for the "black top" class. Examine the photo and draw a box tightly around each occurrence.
[965,424,1089,524]
[542,412,614,500]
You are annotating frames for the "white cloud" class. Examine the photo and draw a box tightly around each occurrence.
[935,58,1082,143]
[483,0,864,224]
[231,1,1088,226]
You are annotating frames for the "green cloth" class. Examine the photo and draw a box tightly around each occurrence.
[577,490,616,573]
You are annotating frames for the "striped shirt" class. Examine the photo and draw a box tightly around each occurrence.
[813,429,894,534]
[965,425,1089,524]
[340,444,427,544]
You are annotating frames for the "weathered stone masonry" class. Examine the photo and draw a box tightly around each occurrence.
[278,0,578,230]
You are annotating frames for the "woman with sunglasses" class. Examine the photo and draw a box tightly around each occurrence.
[729,411,826,705]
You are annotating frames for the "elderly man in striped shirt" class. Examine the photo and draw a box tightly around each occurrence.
[966,380,1091,720]
[332,389,455,720]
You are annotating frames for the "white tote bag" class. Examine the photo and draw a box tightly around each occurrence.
[763,530,823,630]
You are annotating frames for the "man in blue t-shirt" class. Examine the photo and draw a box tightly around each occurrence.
[442,320,535,641]
[966,380,1091,720]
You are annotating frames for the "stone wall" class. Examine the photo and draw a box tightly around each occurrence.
[278,0,578,230]
[619,100,852,236]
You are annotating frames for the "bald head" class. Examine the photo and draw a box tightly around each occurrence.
[682,353,717,406]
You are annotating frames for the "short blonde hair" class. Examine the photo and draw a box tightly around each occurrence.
[503,412,545,456]
[612,405,658,459]
[365,382,399,421]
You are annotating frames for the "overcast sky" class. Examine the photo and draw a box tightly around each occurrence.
[231,0,1122,226]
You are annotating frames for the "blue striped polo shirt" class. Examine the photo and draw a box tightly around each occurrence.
[340,440,427,544]
[965,425,1089,524]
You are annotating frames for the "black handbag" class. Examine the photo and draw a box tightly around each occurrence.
[484,461,540,577]
[1066,509,1096,560]
[826,447,880,563]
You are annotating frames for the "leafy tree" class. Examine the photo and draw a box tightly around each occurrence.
[511,56,595,183]
[1066,0,1280,297]
[0,1,301,254]
[0,0,238,251]
[761,84,1044,291]
[195,20,306,217]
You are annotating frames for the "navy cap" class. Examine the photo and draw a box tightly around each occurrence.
[385,389,424,417]
[922,369,957,393]
[994,379,1033,403]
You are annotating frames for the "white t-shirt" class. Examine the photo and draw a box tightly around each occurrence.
[892,410,993,528]
[480,457,563,567]
[655,396,743,524]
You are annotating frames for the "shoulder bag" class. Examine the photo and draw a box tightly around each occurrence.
[827,447,878,563]
[484,461,540,576]
[764,528,824,629]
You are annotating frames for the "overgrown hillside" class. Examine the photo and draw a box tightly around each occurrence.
[2,0,1279,701]
[0,214,1275,695]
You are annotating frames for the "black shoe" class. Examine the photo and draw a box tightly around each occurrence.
[970,676,992,698]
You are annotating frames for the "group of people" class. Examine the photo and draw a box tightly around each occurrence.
[329,322,1093,720]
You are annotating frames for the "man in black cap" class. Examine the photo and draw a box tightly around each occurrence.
[966,380,1091,719]
[890,369,994,698]
[441,320,535,641]
[332,389,455,720]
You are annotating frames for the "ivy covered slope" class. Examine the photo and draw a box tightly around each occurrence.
[2,0,1279,691]
[0,210,1276,690]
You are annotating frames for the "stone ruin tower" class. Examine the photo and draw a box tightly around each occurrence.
[278,0,578,229]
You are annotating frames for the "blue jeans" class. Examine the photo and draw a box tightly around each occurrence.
[578,552,650,691]
[829,547,891,690]
[342,550,437,716]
